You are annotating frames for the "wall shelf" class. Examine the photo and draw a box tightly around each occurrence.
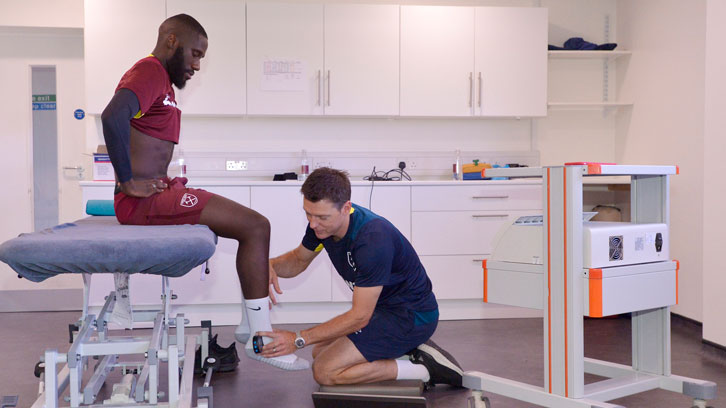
[548,50,631,60]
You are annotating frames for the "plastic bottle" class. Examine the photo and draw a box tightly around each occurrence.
[453,149,462,181]
[178,148,187,178]
[299,149,310,181]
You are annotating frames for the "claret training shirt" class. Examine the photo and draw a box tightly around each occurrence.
[115,56,181,143]
[301,203,438,317]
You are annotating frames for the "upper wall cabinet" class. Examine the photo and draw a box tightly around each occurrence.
[167,0,246,115]
[84,0,165,114]
[246,3,399,116]
[400,6,547,117]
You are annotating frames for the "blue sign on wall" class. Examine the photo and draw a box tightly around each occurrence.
[74,109,85,120]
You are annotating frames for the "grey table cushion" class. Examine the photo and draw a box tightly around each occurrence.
[0,216,217,283]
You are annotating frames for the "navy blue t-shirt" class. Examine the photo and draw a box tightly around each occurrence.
[301,204,438,317]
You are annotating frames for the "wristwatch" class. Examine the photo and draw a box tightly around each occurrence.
[294,330,306,349]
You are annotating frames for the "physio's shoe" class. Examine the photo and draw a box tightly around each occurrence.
[243,338,310,371]
[409,339,464,388]
[234,322,250,344]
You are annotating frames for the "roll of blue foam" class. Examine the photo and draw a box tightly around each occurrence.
[86,200,115,216]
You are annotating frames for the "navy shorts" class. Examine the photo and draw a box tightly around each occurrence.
[348,308,439,362]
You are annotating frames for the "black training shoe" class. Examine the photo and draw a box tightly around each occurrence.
[409,339,464,388]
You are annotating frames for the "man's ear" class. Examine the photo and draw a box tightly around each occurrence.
[342,200,352,214]
[166,33,179,50]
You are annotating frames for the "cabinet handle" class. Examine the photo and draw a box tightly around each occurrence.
[326,70,331,106]
[472,214,508,218]
[472,195,509,199]
[472,259,486,263]
[316,70,321,106]
[468,72,473,107]
[478,72,482,108]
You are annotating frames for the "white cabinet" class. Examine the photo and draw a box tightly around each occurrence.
[400,6,547,117]
[400,6,475,117]
[323,4,399,116]
[84,0,166,114]
[167,0,246,115]
[250,186,332,302]
[421,255,486,300]
[247,3,399,116]
[246,3,324,115]
[474,7,547,117]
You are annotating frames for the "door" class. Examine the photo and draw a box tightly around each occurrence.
[400,6,475,117]
[31,67,59,231]
[323,4,399,116]
[475,7,548,117]
[246,3,324,115]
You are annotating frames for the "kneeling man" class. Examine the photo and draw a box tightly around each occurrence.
[257,167,463,387]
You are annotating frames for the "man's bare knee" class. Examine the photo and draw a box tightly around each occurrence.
[312,361,335,385]
[236,210,270,242]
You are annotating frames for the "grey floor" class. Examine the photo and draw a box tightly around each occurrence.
[0,312,723,408]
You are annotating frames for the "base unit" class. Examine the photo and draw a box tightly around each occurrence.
[584,261,677,317]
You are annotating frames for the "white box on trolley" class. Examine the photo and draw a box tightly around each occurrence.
[483,216,677,317]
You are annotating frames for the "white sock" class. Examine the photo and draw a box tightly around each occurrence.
[234,300,251,343]
[396,359,430,382]
[242,297,310,371]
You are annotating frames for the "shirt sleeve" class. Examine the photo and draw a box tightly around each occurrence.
[301,224,323,252]
[116,59,167,115]
[351,224,394,288]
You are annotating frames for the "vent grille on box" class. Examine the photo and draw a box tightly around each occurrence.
[609,235,623,261]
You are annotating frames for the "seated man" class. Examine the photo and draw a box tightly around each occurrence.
[257,167,463,387]
[101,13,306,370]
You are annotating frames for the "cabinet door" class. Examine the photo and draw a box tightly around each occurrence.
[475,7,547,117]
[167,0,246,115]
[400,6,475,117]
[84,0,166,114]
[323,4,399,116]
[420,255,487,300]
[251,186,332,302]
[351,185,411,241]
[246,3,324,115]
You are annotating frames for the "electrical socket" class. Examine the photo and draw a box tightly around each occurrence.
[408,161,417,169]
[315,160,332,169]
[226,160,248,171]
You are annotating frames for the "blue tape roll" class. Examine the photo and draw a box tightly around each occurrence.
[86,200,115,216]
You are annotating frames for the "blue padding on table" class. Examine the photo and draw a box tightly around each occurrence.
[0,216,217,282]
[86,200,115,216]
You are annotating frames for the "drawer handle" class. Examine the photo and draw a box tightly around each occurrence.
[472,195,509,199]
[472,259,485,262]
[472,214,508,218]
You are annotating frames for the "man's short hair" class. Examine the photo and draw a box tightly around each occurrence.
[165,13,208,39]
[301,167,351,209]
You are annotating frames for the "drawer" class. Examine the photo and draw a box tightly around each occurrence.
[411,185,540,212]
[420,255,487,300]
[412,210,534,255]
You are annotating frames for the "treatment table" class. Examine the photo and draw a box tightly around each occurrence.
[0,215,218,408]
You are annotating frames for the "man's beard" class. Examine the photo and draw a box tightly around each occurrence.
[167,46,187,89]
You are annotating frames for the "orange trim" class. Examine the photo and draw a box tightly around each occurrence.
[482,260,488,303]
[588,269,603,317]
[481,169,487,178]
[675,260,680,304]
[546,168,552,394]
[587,163,602,174]
[563,168,569,397]
[676,165,680,175]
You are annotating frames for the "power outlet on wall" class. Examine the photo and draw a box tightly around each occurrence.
[314,160,332,169]
[226,160,248,171]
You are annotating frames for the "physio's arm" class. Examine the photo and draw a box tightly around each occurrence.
[270,244,319,278]
[101,89,165,197]
[299,285,382,346]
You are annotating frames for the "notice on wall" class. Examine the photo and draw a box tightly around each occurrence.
[261,59,306,91]
[32,94,56,110]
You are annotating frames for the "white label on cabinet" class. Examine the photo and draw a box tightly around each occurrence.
[261,59,306,91]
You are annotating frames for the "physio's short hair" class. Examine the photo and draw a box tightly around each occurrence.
[301,167,351,209]
[165,14,208,39]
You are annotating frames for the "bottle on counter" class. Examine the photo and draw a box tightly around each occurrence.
[453,149,462,181]
[177,148,187,178]
[299,149,310,181]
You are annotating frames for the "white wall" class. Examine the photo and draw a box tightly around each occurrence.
[703,0,726,346]
[0,27,86,303]
[0,0,83,28]
[616,0,706,322]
